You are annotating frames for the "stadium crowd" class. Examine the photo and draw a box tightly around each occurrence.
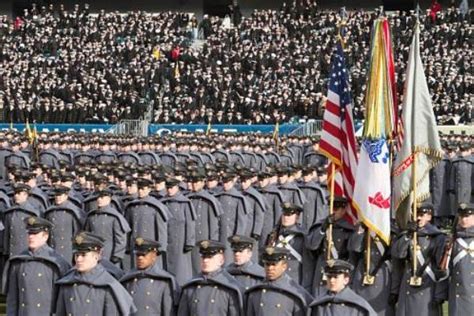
[0,129,472,314]
[0,1,472,125]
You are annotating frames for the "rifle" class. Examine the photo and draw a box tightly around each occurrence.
[266,217,282,247]
[439,217,457,271]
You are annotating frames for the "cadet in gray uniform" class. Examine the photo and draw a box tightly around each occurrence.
[443,203,474,316]
[215,172,250,262]
[306,196,356,296]
[391,202,447,316]
[84,189,131,265]
[178,240,244,316]
[298,166,328,229]
[226,235,265,290]
[44,185,85,264]
[186,171,224,275]
[162,177,196,285]
[2,216,70,316]
[124,178,170,270]
[449,145,473,214]
[270,203,313,289]
[245,247,313,316]
[56,231,136,315]
[308,259,377,316]
[121,237,178,316]
[3,183,40,257]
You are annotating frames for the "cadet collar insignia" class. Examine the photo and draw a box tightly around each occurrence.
[136,237,144,246]
[201,240,210,249]
[460,203,467,210]
[327,259,335,268]
[266,247,274,255]
[28,217,36,225]
[75,235,84,245]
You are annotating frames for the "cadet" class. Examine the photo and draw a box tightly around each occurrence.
[308,259,376,316]
[3,183,40,257]
[44,185,85,264]
[124,177,170,269]
[391,202,447,316]
[298,166,328,229]
[215,172,250,261]
[2,216,70,315]
[161,177,196,285]
[120,237,178,316]
[245,247,313,316]
[178,240,244,316]
[277,166,306,207]
[55,232,137,314]
[444,203,474,315]
[226,235,265,290]
[269,202,313,289]
[186,171,224,275]
[306,195,356,296]
[84,189,131,265]
[448,144,473,214]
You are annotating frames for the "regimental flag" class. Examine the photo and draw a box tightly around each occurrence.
[392,22,442,228]
[353,140,391,244]
[206,121,212,136]
[319,42,358,223]
[25,119,34,144]
[353,18,396,244]
[174,63,180,79]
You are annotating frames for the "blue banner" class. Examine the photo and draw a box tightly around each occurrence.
[0,123,299,135]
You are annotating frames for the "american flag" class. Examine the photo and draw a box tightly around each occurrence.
[319,43,358,222]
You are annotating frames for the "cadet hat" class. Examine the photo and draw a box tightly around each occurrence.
[137,178,153,189]
[13,183,31,194]
[73,231,105,253]
[262,247,290,263]
[281,202,303,215]
[188,170,206,182]
[207,171,219,181]
[96,188,113,197]
[53,185,70,195]
[228,235,255,251]
[239,170,254,181]
[61,172,75,182]
[221,172,236,183]
[301,166,315,176]
[197,240,226,257]
[330,195,348,208]
[24,216,54,234]
[324,259,354,275]
[458,203,474,216]
[257,171,272,180]
[134,237,161,255]
[417,201,434,214]
[165,177,180,188]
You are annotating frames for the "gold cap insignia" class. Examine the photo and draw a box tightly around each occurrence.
[75,235,84,245]
[327,259,335,268]
[460,203,467,210]
[233,236,240,242]
[265,247,274,255]
[28,217,36,225]
[201,240,210,249]
[136,237,144,246]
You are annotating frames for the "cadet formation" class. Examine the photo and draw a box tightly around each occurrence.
[0,130,472,315]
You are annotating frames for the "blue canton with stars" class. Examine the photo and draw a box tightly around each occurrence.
[329,43,352,121]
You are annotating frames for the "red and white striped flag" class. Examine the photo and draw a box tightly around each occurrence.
[319,43,359,223]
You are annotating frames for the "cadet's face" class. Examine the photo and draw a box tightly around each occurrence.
[264,260,287,280]
[166,185,179,196]
[28,231,48,250]
[233,248,252,265]
[281,212,298,227]
[333,207,346,221]
[74,251,99,273]
[136,251,157,270]
[191,181,205,192]
[201,253,224,274]
[326,273,349,293]
[458,214,474,228]
[417,212,432,227]
[127,184,138,194]
[97,195,111,207]
[14,191,29,204]
[54,193,68,205]
[138,186,150,198]
[223,180,234,191]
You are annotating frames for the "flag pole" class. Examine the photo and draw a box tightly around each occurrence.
[409,15,422,287]
[327,163,336,261]
[363,230,375,285]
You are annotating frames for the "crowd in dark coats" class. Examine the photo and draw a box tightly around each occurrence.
[0,1,472,125]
